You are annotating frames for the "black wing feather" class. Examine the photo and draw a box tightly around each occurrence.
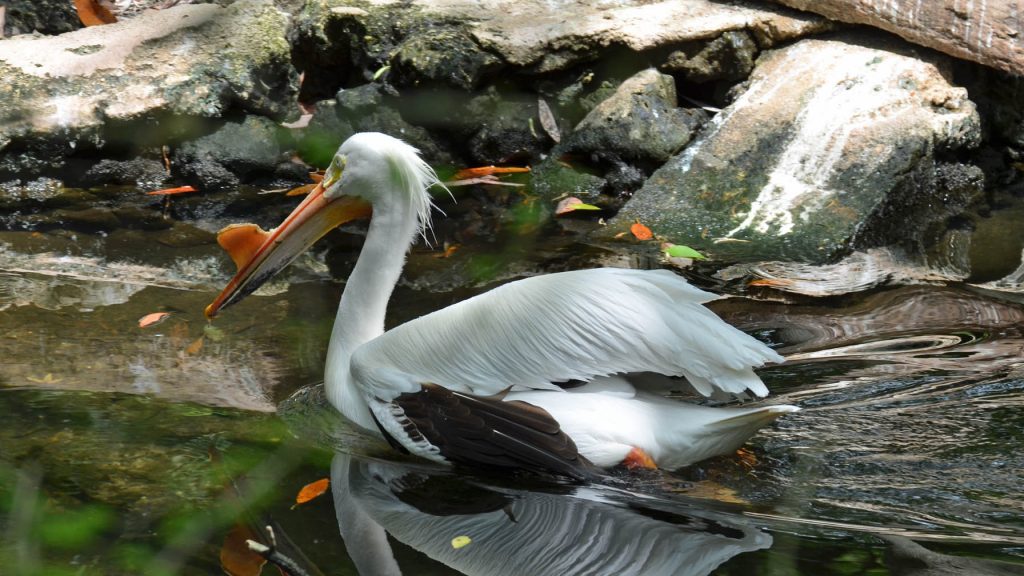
[392,384,596,481]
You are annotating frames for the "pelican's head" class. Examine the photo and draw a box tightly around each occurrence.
[204,132,440,318]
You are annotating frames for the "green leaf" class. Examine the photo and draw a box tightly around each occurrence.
[372,65,391,81]
[571,203,600,211]
[663,244,706,260]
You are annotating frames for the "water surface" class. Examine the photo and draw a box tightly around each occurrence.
[1,218,1022,575]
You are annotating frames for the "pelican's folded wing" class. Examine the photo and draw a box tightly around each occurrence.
[351,268,783,401]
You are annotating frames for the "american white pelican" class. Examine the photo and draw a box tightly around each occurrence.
[206,132,798,480]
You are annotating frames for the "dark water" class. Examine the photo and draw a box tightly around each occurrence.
[1,217,1023,576]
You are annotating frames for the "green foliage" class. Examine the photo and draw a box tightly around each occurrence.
[34,505,115,550]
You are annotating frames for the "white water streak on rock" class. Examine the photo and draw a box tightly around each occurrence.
[727,48,915,237]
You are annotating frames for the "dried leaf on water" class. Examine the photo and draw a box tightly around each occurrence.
[74,0,117,26]
[285,183,318,196]
[185,335,204,355]
[451,535,472,549]
[146,185,197,196]
[138,312,171,328]
[748,278,794,288]
[220,523,267,576]
[281,113,314,129]
[453,165,531,180]
[433,243,459,259]
[630,221,653,241]
[555,197,601,216]
[537,97,560,143]
[445,175,525,188]
[294,478,330,506]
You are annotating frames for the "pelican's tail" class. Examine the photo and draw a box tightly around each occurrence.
[655,403,800,470]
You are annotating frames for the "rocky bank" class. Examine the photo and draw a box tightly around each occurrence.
[0,0,1023,297]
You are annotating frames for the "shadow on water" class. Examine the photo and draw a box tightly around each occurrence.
[1,220,1024,574]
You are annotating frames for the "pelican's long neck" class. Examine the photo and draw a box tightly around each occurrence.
[325,194,420,431]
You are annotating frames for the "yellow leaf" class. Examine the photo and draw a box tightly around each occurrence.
[451,535,472,549]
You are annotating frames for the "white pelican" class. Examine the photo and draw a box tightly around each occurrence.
[206,132,798,480]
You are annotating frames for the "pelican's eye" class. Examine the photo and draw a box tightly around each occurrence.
[323,155,346,189]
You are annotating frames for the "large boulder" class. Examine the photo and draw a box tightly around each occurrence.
[603,33,982,264]
[0,0,296,178]
[771,0,1024,75]
[291,0,831,95]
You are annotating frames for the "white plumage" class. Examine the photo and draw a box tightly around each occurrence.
[206,132,798,476]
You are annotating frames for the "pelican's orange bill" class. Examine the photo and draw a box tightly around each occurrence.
[204,182,371,318]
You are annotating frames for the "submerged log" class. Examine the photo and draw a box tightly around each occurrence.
[771,0,1024,75]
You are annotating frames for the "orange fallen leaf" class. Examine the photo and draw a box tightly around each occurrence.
[433,243,459,259]
[748,278,794,287]
[294,478,330,506]
[445,175,524,188]
[146,185,197,196]
[309,171,324,182]
[186,335,204,355]
[453,165,531,180]
[285,183,318,196]
[630,221,653,241]
[220,523,266,576]
[74,0,116,26]
[138,312,171,328]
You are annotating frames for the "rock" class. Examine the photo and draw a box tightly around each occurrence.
[471,0,830,74]
[173,116,293,190]
[81,158,169,190]
[661,31,758,84]
[0,0,296,178]
[291,0,830,97]
[881,535,1024,576]
[771,0,1024,75]
[562,69,706,167]
[531,159,606,204]
[463,90,548,165]
[2,0,80,36]
[604,33,982,264]
[296,86,452,168]
[391,27,502,90]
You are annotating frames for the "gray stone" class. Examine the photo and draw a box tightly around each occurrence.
[470,0,830,73]
[604,34,981,264]
[563,69,705,166]
[171,116,294,191]
[464,92,548,165]
[391,27,502,90]
[81,158,169,190]
[0,0,296,176]
[2,0,80,36]
[531,158,606,204]
[772,0,1024,75]
[662,31,758,84]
